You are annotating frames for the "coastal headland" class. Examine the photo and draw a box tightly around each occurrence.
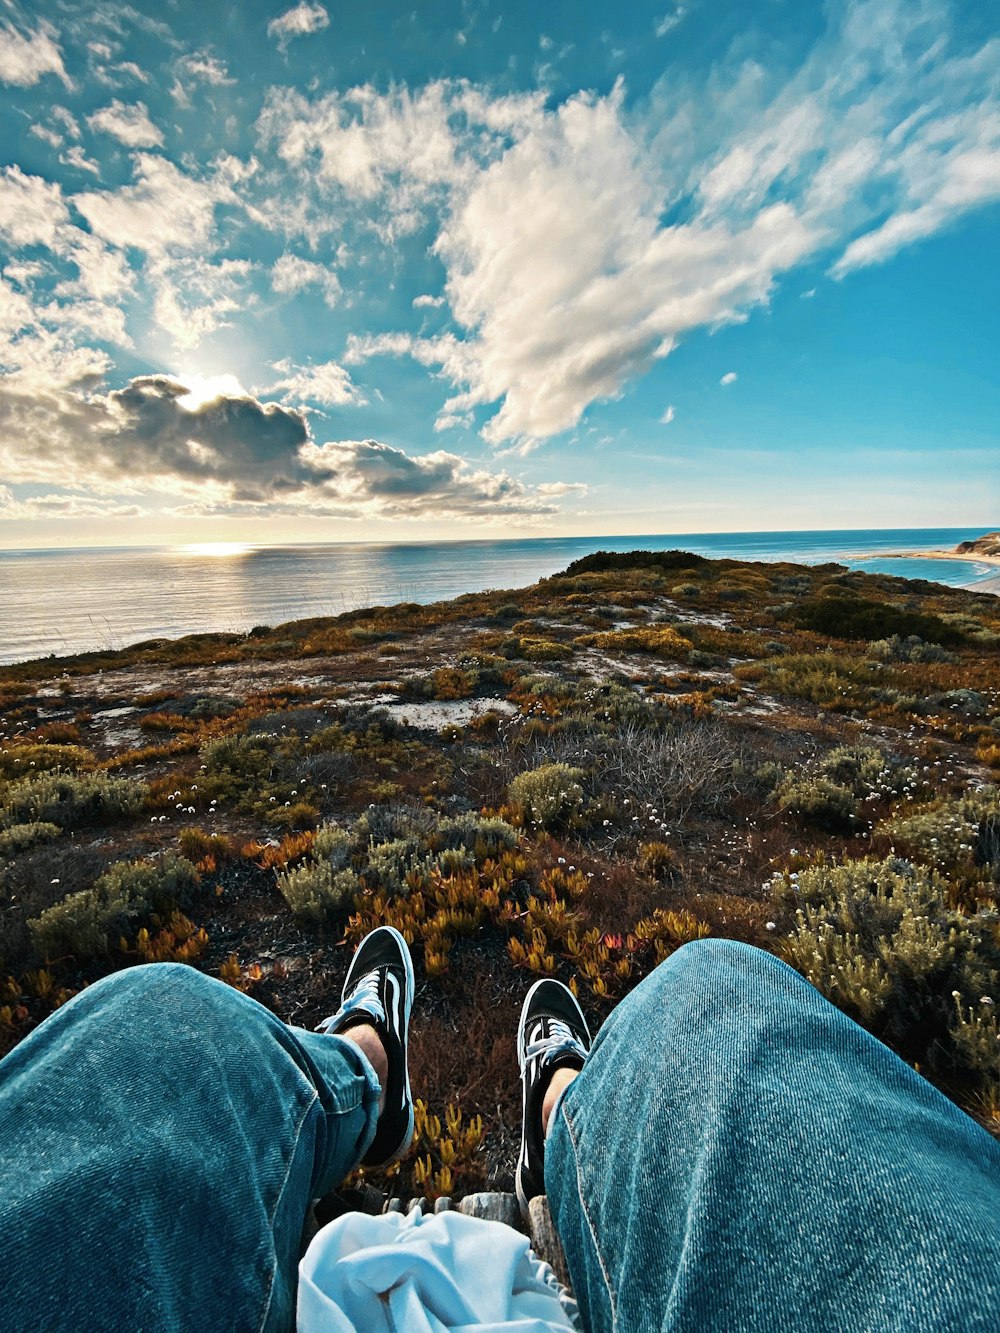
[2,548,999,1201]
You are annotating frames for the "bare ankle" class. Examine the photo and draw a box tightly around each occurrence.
[339,1023,389,1113]
[541,1067,579,1137]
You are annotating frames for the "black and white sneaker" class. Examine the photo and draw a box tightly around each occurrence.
[515,978,591,1216]
[317,926,415,1168]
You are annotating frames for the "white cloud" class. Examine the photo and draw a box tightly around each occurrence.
[660,404,676,423]
[535,481,588,496]
[655,7,687,39]
[0,20,70,88]
[267,3,330,49]
[31,125,64,149]
[150,257,254,349]
[276,1,1000,449]
[0,167,70,249]
[428,83,814,443]
[434,412,473,432]
[271,254,341,307]
[256,80,545,224]
[87,100,165,148]
[61,146,102,176]
[74,155,236,256]
[266,358,366,406]
[720,372,737,386]
[413,293,446,308]
[53,107,81,139]
[171,53,234,105]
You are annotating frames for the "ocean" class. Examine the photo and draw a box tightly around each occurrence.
[0,527,995,666]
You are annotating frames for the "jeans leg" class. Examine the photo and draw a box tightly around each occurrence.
[0,963,381,1333]
[546,938,1000,1333]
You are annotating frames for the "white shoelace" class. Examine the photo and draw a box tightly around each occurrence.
[525,1017,586,1070]
[317,969,385,1033]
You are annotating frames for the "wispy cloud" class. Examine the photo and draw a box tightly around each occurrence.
[267,3,330,50]
[271,254,341,307]
[265,358,366,407]
[87,100,164,148]
[654,6,688,39]
[660,405,676,423]
[720,372,737,386]
[0,20,70,89]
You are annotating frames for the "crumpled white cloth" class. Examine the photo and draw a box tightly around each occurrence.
[297,1208,579,1332]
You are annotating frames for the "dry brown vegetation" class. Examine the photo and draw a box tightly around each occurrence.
[2,550,1000,1194]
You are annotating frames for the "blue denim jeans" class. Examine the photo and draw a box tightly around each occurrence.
[546,939,1000,1332]
[3,945,1000,1332]
[0,963,381,1332]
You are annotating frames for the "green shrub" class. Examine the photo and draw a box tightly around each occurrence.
[509,763,586,830]
[277,858,358,926]
[432,814,518,860]
[739,652,882,711]
[586,626,691,658]
[201,733,279,781]
[818,745,918,800]
[672,583,701,597]
[560,549,709,576]
[775,856,1000,1084]
[777,775,860,831]
[520,638,574,662]
[0,821,61,856]
[0,744,97,778]
[880,787,1000,875]
[0,770,144,830]
[868,634,957,664]
[794,595,963,646]
[28,854,199,959]
[278,814,519,924]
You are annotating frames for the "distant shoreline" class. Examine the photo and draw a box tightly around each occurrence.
[858,548,1000,569]
[852,547,1000,595]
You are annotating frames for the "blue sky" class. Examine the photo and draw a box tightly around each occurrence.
[0,0,997,548]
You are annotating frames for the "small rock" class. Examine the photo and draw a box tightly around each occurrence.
[458,1192,522,1231]
[433,1196,453,1213]
[527,1195,572,1291]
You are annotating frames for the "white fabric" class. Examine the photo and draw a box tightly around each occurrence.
[297,1208,578,1332]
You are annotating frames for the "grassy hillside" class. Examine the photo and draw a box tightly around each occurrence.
[2,551,999,1200]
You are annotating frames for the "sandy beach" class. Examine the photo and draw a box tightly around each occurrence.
[853,546,1000,595]
[872,548,1000,569]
